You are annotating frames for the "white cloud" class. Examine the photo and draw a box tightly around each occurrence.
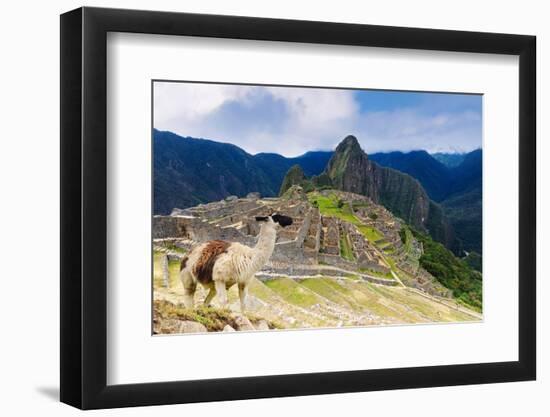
[153,82,257,125]
[355,109,481,154]
[153,82,481,156]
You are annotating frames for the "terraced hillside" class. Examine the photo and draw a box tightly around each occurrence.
[152,188,481,334]
[153,254,479,333]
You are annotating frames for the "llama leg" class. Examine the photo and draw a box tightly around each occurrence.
[238,283,249,313]
[215,280,228,308]
[203,284,217,307]
[181,271,196,309]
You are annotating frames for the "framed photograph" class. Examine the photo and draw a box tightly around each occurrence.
[60,6,536,409]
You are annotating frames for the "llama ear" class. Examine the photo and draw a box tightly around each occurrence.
[255,216,269,222]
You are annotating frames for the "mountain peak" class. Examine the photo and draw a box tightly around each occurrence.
[336,135,362,154]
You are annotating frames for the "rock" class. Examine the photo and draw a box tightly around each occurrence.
[255,320,270,331]
[155,318,183,334]
[161,254,169,288]
[281,184,306,201]
[246,192,261,200]
[225,195,238,202]
[244,295,265,310]
[223,325,236,332]
[228,302,241,312]
[234,315,255,331]
[170,208,186,216]
[178,320,208,333]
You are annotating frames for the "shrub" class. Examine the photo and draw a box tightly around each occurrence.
[411,228,482,311]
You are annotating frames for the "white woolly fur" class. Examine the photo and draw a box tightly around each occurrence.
[180,217,279,312]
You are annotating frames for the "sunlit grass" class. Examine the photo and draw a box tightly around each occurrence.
[308,193,361,225]
[357,225,383,242]
[339,232,355,261]
[264,277,320,307]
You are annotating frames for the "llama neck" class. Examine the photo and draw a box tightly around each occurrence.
[252,224,277,266]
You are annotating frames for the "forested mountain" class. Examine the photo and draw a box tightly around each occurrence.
[432,152,467,168]
[154,129,481,254]
[370,150,452,202]
[153,129,331,214]
[368,148,482,254]
[442,150,482,254]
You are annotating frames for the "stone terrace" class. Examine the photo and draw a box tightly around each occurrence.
[153,193,396,282]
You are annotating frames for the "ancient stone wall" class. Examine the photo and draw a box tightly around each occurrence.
[295,209,312,248]
[153,216,196,239]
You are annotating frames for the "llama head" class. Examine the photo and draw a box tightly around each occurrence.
[255,213,293,228]
[271,213,293,227]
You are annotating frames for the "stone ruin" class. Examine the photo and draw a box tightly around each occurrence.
[154,190,398,282]
[152,190,445,291]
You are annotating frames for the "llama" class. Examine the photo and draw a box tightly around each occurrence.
[179,213,293,312]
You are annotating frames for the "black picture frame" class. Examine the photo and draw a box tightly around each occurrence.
[60,6,536,410]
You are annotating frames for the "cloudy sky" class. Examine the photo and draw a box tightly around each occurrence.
[153,81,482,157]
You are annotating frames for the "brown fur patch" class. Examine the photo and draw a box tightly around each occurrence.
[193,240,231,284]
[179,256,188,271]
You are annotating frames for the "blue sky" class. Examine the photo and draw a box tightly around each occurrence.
[154,82,482,157]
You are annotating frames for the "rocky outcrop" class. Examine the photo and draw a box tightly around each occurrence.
[246,192,261,200]
[279,165,306,196]
[234,315,255,331]
[179,321,208,333]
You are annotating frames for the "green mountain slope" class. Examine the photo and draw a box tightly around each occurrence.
[370,150,452,202]
[368,148,482,255]
[153,129,331,214]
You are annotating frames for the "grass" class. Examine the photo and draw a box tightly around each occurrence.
[359,267,394,280]
[308,192,397,276]
[400,226,414,253]
[299,278,359,310]
[154,300,237,331]
[264,277,320,308]
[383,246,396,254]
[154,299,282,333]
[364,283,478,322]
[308,193,361,225]
[385,256,397,271]
[158,242,187,254]
[153,251,181,289]
[339,232,355,261]
[357,225,384,242]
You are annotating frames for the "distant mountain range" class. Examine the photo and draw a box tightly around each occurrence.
[153,129,481,255]
[369,148,482,254]
[153,129,331,214]
[431,152,467,168]
[370,150,453,202]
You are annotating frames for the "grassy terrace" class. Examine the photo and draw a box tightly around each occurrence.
[308,192,391,264]
[309,193,359,224]
[339,232,355,261]
[359,267,394,280]
[263,277,320,308]
[357,225,383,243]
[309,193,384,241]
